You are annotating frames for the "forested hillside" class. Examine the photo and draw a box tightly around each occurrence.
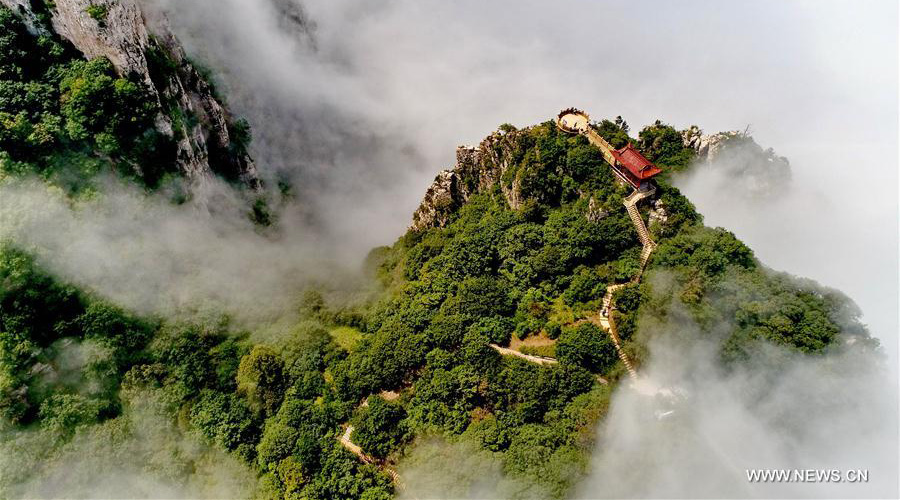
[0,4,876,499]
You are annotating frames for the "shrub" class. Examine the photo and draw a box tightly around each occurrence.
[237,345,287,417]
[190,390,260,460]
[467,316,515,345]
[352,396,408,459]
[556,323,617,373]
[38,393,104,436]
[519,344,556,358]
[638,120,695,172]
[85,5,109,25]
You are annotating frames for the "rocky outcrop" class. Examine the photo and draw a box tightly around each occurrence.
[681,126,744,163]
[148,27,259,187]
[681,125,791,198]
[648,198,669,228]
[472,130,527,210]
[410,170,469,232]
[681,126,790,168]
[42,0,151,82]
[0,0,47,33]
[0,0,259,188]
[586,196,608,222]
[410,128,529,230]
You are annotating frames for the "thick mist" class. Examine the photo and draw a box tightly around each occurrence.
[577,270,898,499]
[396,438,549,499]
[0,176,360,325]
[0,387,255,498]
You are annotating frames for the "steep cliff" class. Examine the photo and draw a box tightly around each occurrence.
[0,0,259,187]
[410,125,556,231]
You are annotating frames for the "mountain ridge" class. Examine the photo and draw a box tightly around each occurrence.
[0,5,880,499]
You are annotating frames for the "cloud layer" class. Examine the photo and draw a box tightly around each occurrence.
[578,271,898,498]
[0,176,357,325]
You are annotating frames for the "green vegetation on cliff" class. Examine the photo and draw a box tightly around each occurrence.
[0,7,175,188]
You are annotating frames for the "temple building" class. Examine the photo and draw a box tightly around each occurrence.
[610,143,662,189]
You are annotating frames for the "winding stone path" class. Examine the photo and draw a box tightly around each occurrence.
[557,107,660,381]
[339,425,371,463]
[338,425,402,484]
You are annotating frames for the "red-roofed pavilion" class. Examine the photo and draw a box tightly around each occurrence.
[610,143,662,188]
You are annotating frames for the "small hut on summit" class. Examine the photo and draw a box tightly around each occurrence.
[609,143,662,189]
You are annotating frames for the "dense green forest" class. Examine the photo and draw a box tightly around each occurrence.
[0,5,873,499]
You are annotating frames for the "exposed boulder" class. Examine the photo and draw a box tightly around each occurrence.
[586,196,608,222]
[682,126,747,163]
[648,198,669,228]
[410,170,469,232]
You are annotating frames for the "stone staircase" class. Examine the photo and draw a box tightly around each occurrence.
[595,283,638,380]
[339,425,403,485]
[339,425,373,464]
[586,187,659,381]
[626,202,652,247]
[640,239,656,267]
[624,187,657,269]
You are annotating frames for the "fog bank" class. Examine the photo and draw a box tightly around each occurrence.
[0,176,357,325]
[0,388,255,498]
[578,270,898,499]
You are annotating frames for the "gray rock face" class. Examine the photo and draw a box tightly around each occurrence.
[410,128,530,230]
[681,125,742,162]
[46,0,152,82]
[586,196,608,222]
[648,199,669,228]
[473,130,526,210]
[0,0,46,32]
[0,0,259,188]
[410,170,468,232]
